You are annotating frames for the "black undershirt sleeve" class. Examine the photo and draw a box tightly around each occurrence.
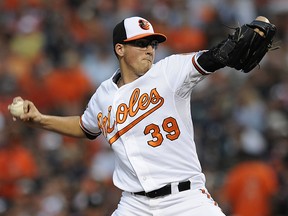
[197,50,225,72]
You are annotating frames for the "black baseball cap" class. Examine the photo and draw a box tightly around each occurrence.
[113,16,167,48]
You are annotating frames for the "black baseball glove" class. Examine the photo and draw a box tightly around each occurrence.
[198,18,277,73]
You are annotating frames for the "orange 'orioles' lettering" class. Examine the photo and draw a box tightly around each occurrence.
[97,106,115,136]
[97,88,164,144]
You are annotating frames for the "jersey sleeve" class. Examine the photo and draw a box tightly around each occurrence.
[80,92,102,139]
[192,51,213,76]
[158,51,212,97]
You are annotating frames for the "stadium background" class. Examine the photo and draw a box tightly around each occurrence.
[0,0,287,215]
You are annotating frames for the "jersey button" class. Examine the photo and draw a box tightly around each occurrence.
[143,176,147,181]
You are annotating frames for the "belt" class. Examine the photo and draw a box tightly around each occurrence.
[132,180,191,198]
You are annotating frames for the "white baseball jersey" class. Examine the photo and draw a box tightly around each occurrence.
[80,52,211,193]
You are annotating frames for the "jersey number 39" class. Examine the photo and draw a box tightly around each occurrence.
[143,117,180,147]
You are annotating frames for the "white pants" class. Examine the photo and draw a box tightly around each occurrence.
[112,188,226,216]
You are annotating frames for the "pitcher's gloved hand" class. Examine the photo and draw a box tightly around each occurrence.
[198,16,278,73]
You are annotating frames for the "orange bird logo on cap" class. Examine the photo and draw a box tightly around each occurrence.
[139,19,150,30]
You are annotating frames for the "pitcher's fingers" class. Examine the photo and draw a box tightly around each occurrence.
[13,97,24,104]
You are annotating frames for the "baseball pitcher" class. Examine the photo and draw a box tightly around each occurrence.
[8,16,277,215]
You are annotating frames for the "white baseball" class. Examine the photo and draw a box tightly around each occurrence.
[9,101,24,117]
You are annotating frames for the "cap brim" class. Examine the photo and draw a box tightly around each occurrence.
[124,33,167,43]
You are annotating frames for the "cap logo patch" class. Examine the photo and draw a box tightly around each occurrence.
[138,19,150,30]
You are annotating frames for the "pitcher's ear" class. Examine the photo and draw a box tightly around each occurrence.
[115,43,125,57]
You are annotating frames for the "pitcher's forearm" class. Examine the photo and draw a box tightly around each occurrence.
[8,98,87,138]
[40,115,86,138]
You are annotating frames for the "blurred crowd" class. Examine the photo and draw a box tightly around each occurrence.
[0,0,288,215]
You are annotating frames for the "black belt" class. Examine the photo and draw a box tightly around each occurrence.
[133,180,191,198]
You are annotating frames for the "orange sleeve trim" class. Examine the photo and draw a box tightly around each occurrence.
[79,116,101,138]
[192,54,210,75]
